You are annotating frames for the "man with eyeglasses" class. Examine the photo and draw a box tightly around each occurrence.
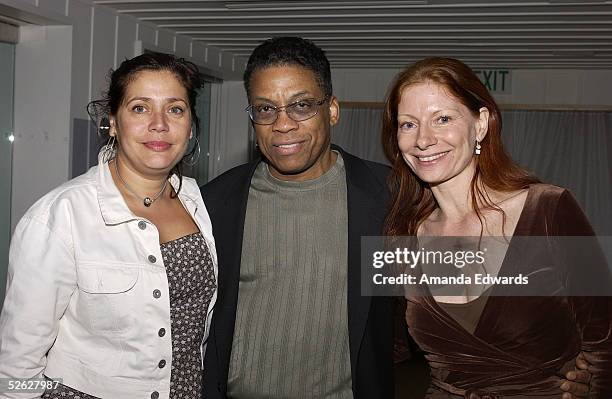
[200,36,394,398]
[199,37,592,399]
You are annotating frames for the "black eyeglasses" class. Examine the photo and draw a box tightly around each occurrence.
[245,97,328,125]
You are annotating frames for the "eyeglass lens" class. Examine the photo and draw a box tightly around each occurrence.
[249,98,325,124]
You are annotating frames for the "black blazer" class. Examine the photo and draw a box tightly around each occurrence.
[200,145,394,399]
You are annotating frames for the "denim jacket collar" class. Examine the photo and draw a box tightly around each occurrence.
[95,154,200,225]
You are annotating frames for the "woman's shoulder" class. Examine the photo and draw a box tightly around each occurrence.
[19,166,98,224]
[527,182,568,197]
[526,183,576,210]
[523,183,592,234]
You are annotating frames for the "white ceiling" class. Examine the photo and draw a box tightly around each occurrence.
[94,0,612,69]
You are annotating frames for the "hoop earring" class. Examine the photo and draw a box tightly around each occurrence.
[102,135,117,163]
[475,140,482,155]
[183,136,201,166]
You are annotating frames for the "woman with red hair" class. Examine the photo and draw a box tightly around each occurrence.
[382,57,611,398]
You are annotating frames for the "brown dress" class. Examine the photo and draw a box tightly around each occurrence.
[405,184,612,398]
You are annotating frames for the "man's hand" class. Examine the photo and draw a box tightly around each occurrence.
[561,353,591,399]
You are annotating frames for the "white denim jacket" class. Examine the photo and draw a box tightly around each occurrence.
[0,159,218,399]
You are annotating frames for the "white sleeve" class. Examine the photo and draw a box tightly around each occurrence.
[0,216,77,399]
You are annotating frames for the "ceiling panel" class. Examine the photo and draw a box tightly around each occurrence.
[94,0,612,69]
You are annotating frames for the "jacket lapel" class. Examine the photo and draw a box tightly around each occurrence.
[207,159,261,388]
[337,146,388,375]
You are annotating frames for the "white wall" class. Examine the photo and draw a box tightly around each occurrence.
[12,25,72,227]
[209,81,250,179]
[332,68,612,107]
[1,0,249,229]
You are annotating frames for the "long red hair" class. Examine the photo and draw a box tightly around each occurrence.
[381,57,539,236]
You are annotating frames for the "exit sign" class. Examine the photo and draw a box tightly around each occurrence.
[473,69,512,94]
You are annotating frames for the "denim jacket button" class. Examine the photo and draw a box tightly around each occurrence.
[148,255,156,263]
[138,221,147,230]
[153,289,161,299]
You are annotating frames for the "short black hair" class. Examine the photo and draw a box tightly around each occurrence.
[243,37,332,99]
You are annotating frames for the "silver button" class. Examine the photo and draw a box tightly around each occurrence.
[151,391,159,399]
[138,221,147,230]
[148,255,156,263]
[158,328,166,337]
[158,359,166,368]
[153,289,161,299]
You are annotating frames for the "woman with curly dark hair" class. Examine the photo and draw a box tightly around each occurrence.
[0,52,217,399]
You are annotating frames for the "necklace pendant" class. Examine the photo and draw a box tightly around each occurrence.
[143,197,153,207]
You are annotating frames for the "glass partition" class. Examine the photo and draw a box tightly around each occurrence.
[0,41,15,307]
